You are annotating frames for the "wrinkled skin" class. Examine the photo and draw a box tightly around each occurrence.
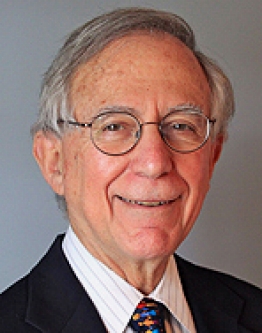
[33,33,223,293]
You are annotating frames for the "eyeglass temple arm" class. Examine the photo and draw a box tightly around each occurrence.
[57,119,92,128]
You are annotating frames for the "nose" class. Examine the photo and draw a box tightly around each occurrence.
[129,123,173,179]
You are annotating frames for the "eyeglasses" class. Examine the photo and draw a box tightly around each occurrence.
[57,106,216,156]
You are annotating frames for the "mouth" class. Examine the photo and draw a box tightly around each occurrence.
[116,195,178,207]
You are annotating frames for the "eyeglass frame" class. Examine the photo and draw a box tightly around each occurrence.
[57,106,216,156]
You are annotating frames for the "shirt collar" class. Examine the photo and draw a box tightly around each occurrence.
[62,226,195,333]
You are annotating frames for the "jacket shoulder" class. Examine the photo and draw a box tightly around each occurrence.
[0,235,66,332]
[176,254,262,299]
[176,254,262,331]
[0,276,39,332]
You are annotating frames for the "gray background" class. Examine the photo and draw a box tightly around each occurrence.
[1,0,262,292]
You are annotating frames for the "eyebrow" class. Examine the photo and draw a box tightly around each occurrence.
[69,102,204,123]
[83,102,204,122]
[168,103,204,113]
[92,105,140,119]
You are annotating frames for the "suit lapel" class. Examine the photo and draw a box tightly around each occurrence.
[25,235,107,333]
[23,236,258,332]
[60,295,107,333]
[183,283,243,333]
[175,255,245,333]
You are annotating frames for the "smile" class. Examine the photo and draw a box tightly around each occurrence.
[116,195,177,207]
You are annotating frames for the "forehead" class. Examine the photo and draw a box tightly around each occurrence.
[69,33,210,116]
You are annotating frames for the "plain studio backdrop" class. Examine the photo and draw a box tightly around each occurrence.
[1,0,262,292]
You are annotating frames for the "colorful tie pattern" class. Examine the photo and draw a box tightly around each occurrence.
[129,298,166,333]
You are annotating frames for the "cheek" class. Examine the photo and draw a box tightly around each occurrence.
[62,151,81,204]
[61,136,88,202]
[179,145,213,186]
[176,149,213,227]
[62,139,127,204]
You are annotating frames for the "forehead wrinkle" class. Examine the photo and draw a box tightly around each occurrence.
[69,40,135,120]
[71,32,192,91]
[70,33,211,121]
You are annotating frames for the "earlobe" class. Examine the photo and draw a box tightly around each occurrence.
[33,131,64,195]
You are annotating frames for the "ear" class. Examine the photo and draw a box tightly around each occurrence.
[209,134,224,178]
[33,131,64,195]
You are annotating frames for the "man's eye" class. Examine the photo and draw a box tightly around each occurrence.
[103,123,123,132]
[171,122,196,132]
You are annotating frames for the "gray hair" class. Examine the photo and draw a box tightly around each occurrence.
[31,7,235,214]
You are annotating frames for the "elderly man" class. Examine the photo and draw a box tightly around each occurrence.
[1,7,262,333]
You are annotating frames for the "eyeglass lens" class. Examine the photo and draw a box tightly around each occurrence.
[89,110,210,155]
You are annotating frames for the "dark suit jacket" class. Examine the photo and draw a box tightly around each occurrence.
[1,235,262,332]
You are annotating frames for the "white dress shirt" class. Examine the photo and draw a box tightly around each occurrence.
[62,227,196,333]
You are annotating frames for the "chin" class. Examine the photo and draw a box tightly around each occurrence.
[124,231,177,261]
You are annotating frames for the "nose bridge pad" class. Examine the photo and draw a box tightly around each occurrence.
[158,124,165,142]
[135,128,140,140]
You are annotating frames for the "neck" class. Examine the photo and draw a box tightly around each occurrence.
[91,246,169,294]
[71,224,170,294]
[120,259,169,295]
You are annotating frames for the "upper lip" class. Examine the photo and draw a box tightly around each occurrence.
[116,195,179,207]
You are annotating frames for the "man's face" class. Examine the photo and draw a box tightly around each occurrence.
[49,34,221,267]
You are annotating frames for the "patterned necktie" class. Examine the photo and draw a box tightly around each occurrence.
[129,298,166,332]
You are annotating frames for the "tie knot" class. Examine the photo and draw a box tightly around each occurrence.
[129,298,166,332]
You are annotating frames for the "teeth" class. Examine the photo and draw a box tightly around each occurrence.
[117,196,173,207]
[136,201,167,207]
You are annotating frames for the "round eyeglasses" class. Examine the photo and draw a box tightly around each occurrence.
[57,107,216,156]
